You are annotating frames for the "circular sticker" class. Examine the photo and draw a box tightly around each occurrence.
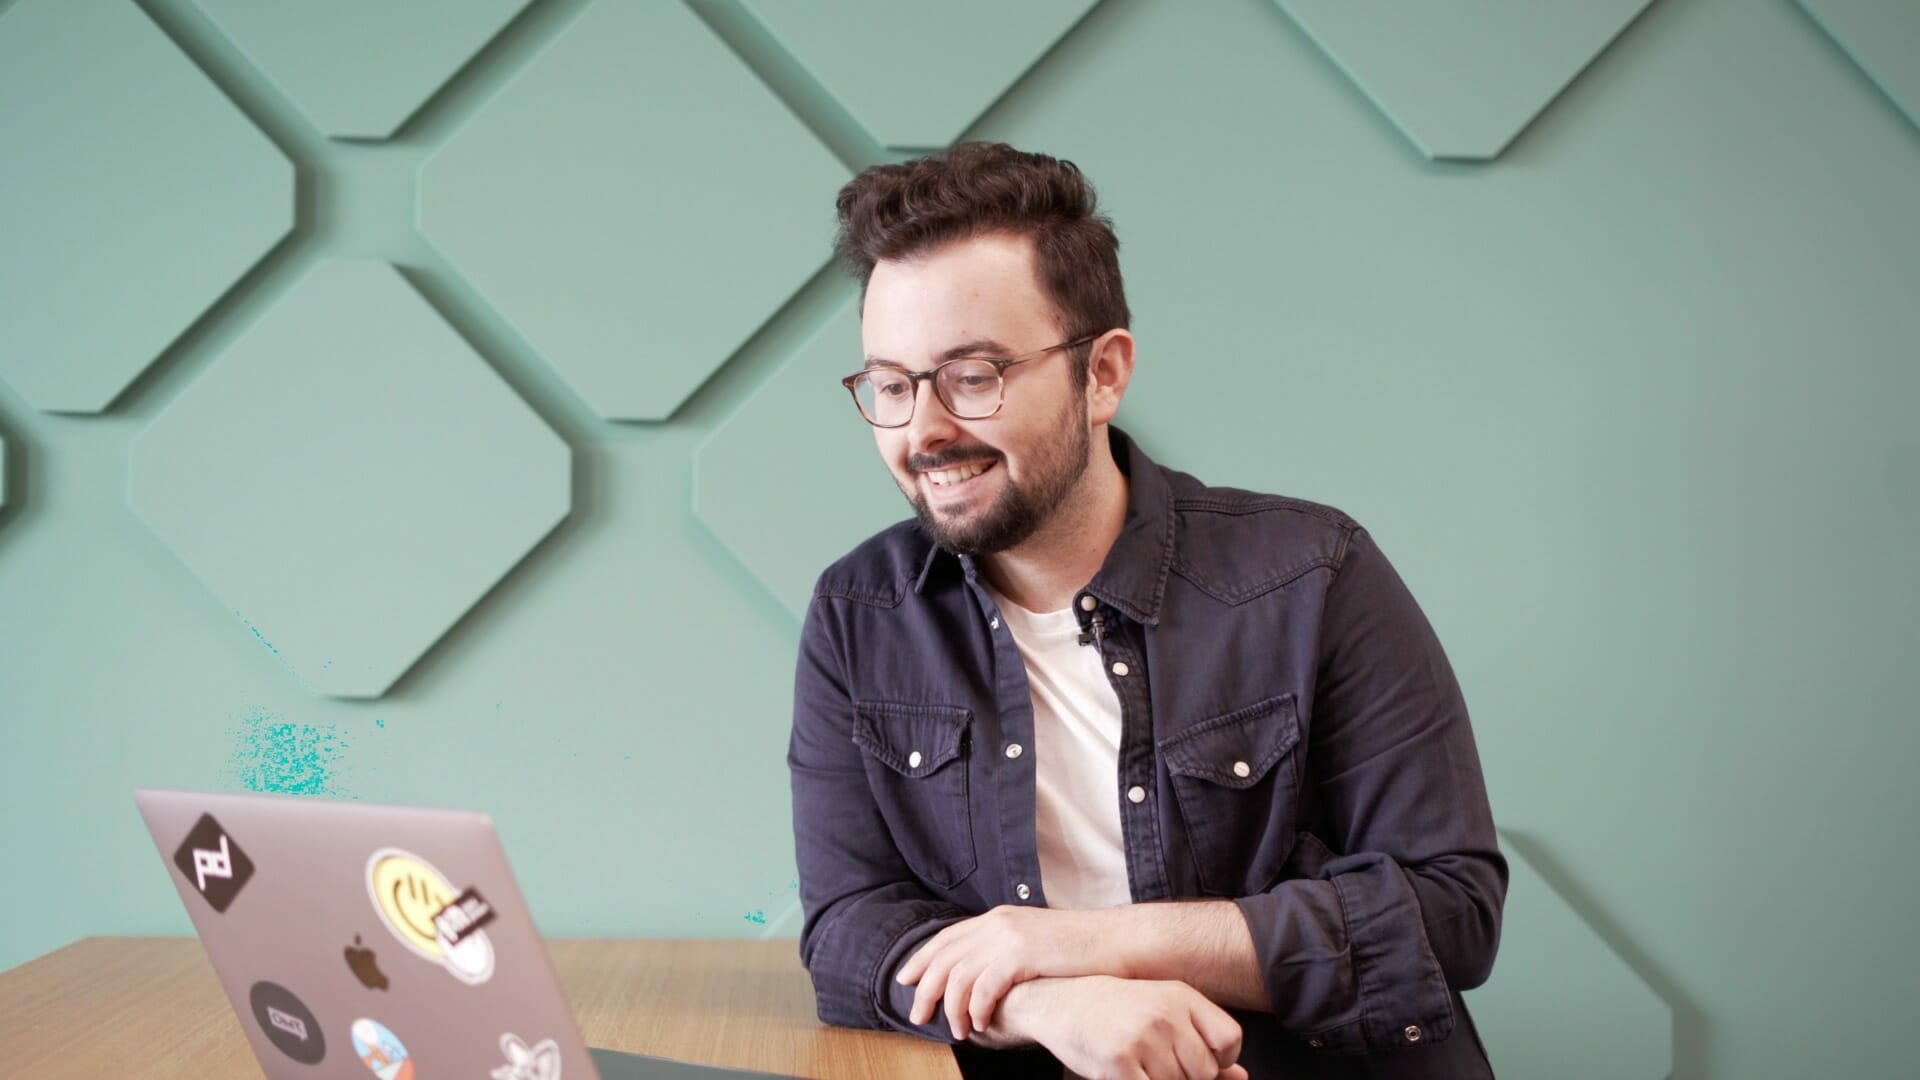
[248,981,325,1065]
[365,847,494,984]
[350,1017,415,1080]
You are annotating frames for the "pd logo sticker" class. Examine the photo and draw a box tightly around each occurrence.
[248,981,325,1065]
[365,847,495,984]
[173,813,255,914]
[491,1032,562,1080]
[350,1017,414,1080]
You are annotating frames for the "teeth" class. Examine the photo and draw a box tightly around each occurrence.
[928,461,992,486]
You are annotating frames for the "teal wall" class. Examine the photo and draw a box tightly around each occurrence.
[2,2,1915,1077]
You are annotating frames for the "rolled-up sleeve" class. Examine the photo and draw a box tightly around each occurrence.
[790,592,973,1042]
[1231,525,1508,1053]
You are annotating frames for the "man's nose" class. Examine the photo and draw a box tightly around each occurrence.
[905,377,960,456]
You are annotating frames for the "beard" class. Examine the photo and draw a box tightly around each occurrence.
[900,392,1093,556]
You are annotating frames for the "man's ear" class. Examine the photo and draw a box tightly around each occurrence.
[1086,329,1136,427]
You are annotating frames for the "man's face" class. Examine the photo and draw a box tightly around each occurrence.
[860,232,1093,556]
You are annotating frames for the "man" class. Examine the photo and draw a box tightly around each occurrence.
[790,141,1506,1079]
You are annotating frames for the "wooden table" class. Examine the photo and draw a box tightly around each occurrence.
[0,937,962,1079]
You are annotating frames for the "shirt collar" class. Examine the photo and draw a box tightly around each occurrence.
[911,424,1176,626]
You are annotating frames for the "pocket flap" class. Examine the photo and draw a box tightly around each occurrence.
[852,701,971,777]
[1157,694,1300,788]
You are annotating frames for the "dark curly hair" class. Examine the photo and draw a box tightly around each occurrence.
[831,141,1131,390]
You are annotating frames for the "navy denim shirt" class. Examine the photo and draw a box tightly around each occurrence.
[790,426,1506,1078]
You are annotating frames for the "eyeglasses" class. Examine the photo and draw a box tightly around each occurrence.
[840,332,1104,428]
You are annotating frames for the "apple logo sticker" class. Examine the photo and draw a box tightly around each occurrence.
[345,934,389,991]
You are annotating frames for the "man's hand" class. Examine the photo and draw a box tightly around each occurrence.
[897,905,1124,1038]
[978,974,1248,1080]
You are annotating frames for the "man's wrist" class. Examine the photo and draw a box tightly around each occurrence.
[1102,903,1162,979]
[969,974,1087,1048]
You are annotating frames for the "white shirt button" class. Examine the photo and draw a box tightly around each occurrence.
[1079,595,1097,611]
[1232,760,1251,778]
[1015,883,1032,900]
[907,750,922,768]
[1403,1025,1422,1043]
[1127,785,1146,804]
[1308,1038,1324,1049]
[990,616,1000,629]
[1005,743,1023,759]
[1111,661,1129,677]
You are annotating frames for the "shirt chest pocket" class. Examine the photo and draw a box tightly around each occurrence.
[851,701,978,889]
[1157,693,1303,896]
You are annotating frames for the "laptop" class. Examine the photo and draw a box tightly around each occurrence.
[134,788,795,1079]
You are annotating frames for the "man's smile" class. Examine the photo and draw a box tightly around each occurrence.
[922,458,998,499]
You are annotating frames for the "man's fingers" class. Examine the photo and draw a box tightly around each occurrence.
[897,930,950,985]
[1188,999,1243,1068]
[944,965,976,1040]
[909,956,952,1024]
[1138,1034,1184,1080]
[1221,1067,1248,1080]
[968,968,1013,1034]
[1167,1020,1221,1080]
[896,945,929,985]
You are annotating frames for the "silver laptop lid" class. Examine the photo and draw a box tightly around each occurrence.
[134,787,598,1080]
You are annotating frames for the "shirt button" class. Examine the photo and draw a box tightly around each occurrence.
[1127,785,1146,804]
[1015,883,1032,900]
[1232,760,1251,778]
[1111,661,1129,677]
[990,616,1000,629]
[1005,743,1023,759]
[1403,1025,1422,1043]
[908,751,922,768]
[1079,595,1097,611]
[1308,1039,1324,1049]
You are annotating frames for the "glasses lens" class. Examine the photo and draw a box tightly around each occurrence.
[939,359,1003,419]
[855,370,914,426]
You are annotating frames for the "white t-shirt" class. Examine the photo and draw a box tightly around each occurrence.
[981,580,1133,911]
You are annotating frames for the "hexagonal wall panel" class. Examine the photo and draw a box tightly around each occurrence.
[1274,0,1653,161]
[695,297,907,617]
[1465,832,1672,1078]
[422,0,850,422]
[0,0,292,414]
[740,0,1103,151]
[1797,0,1920,135]
[129,260,570,699]
[192,0,533,140]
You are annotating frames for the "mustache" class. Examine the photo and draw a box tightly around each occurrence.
[909,448,1002,473]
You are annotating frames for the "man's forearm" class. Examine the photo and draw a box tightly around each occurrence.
[1108,900,1271,1012]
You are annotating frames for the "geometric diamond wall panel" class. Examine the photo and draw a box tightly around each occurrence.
[0,0,292,414]
[193,0,534,140]
[422,0,851,422]
[1273,0,1653,160]
[695,297,909,618]
[740,0,1103,151]
[1797,0,1920,135]
[128,260,571,699]
[1464,833,1673,1079]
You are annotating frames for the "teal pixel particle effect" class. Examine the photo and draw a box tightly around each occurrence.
[225,705,348,796]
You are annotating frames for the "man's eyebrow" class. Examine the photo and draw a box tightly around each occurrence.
[865,337,1015,369]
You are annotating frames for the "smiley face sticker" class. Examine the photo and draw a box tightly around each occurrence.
[365,848,494,984]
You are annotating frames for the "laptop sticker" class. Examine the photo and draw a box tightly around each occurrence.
[248,981,326,1065]
[366,847,495,984]
[433,885,497,947]
[172,812,255,914]
[350,1017,415,1080]
[491,1032,562,1080]
[344,934,389,990]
